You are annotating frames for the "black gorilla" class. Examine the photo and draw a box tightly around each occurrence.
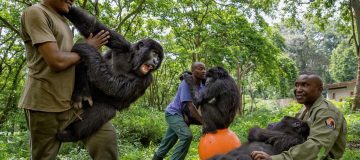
[183,66,240,133]
[56,7,164,142]
[210,116,310,160]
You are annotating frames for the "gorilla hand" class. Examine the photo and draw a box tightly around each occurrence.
[72,43,99,57]
[179,71,192,81]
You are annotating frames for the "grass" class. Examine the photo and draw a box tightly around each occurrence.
[1,98,359,159]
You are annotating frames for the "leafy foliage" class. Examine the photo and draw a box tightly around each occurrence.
[329,40,357,82]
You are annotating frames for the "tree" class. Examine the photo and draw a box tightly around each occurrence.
[282,0,360,111]
[279,20,345,84]
[0,0,30,129]
[350,0,360,111]
[329,40,357,82]
[202,7,297,114]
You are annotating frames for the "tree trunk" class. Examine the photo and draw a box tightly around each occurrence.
[236,64,243,116]
[0,58,25,128]
[249,89,255,112]
[192,52,197,62]
[351,0,360,111]
[242,86,246,114]
[354,57,360,111]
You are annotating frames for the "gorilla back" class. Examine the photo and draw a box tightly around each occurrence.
[56,7,164,142]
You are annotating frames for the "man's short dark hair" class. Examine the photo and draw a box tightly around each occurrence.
[298,71,323,88]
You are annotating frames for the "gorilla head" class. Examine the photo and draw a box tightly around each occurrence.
[105,38,163,77]
[206,66,228,79]
[266,116,310,139]
[131,39,164,76]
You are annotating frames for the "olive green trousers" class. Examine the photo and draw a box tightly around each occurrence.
[24,109,118,160]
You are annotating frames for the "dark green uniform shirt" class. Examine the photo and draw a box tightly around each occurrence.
[271,96,347,160]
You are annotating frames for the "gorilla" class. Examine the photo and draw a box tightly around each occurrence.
[209,116,310,160]
[183,66,240,133]
[56,7,164,142]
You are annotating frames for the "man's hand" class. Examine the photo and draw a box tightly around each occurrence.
[251,151,272,160]
[187,102,203,124]
[86,30,110,50]
[179,71,192,81]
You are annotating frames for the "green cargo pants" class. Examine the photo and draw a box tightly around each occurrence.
[24,108,118,160]
[154,111,193,160]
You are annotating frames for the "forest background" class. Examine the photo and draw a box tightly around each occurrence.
[0,0,360,159]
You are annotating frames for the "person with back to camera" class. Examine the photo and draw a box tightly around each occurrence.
[152,62,206,160]
[18,0,119,159]
[251,72,347,160]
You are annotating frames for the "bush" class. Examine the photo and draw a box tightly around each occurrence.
[113,106,167,147]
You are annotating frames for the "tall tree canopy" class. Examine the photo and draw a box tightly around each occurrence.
[281,0,360,110]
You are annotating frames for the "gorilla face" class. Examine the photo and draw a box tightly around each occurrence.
[132,39,164,76]
[139,50,160,75]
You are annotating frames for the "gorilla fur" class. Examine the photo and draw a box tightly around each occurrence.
[183,66,240,133]
[179,71,204,126]
[210,116,310,160]
[56,7,164,142]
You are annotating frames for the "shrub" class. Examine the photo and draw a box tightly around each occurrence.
[113,106,167,147]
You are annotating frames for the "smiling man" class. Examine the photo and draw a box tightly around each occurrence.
[18,0,117,159]
[251,72,347,160]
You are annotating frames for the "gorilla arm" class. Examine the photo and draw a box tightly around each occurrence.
[72,43,151,99]
[183,73,223,106]
[186,101,203,124]
[198,79,225,103]
[64,7,131,52]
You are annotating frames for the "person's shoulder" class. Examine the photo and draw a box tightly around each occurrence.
[323,99,341,113]
[178,80,191,93]
[179,80,188,87]
[315,99,343,118]
[22,4,44,16]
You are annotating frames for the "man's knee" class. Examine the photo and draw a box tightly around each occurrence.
[180,132,193,142]
[84,122,118,160]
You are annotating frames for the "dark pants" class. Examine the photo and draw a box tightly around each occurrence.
[154,111,193,160]
[24,108,118,160]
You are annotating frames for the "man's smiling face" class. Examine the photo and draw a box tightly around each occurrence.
[294,74,322,107]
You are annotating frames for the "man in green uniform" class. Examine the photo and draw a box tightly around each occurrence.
[18,0,118,159]
[251,72,347,160]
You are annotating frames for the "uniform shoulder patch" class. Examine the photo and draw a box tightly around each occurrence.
[325,117,336,129]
